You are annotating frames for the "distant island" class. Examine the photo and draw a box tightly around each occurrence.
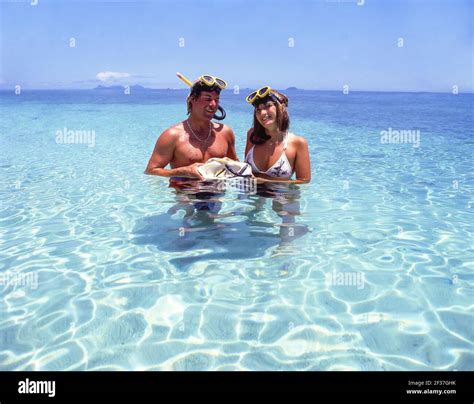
[93,84,148,91]
[92,85,303,91]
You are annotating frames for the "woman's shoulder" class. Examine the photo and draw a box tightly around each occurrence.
[246,128,255,146]
[288,132,308,148]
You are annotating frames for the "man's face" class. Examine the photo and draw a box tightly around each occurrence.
[191,90,220,120]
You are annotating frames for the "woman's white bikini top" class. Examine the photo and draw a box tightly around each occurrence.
[245,132,294,178]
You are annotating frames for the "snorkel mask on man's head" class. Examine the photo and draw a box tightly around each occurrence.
[177,73,227,120]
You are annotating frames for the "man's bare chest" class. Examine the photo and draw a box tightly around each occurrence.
[174,136,228,163]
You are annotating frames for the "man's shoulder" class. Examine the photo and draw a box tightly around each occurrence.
[160,122,186,139]
[213,122,234,138]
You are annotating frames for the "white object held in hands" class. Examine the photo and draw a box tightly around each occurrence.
[197,158,254,180]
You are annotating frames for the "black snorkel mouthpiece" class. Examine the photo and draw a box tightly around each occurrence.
[188,82,227,120]
[213,105,226,120]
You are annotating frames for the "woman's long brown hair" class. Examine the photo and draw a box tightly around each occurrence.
[250,90,290,145]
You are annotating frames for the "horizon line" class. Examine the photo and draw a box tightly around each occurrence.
[0,87,472,95]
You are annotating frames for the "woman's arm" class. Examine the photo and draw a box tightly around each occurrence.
[293,137,311,183]
[244,128,253,159]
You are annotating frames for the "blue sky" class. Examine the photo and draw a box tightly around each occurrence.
[0,0,472,92]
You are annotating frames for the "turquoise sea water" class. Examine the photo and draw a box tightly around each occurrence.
[0,89,472,370]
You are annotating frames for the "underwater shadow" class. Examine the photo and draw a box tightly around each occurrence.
[132,179,309,271]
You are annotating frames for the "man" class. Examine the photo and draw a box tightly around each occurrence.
[145,75,238,179]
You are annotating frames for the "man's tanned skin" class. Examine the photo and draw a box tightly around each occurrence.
[145,89,238,179]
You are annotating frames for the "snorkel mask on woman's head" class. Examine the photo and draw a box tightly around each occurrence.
[177,72,227,120]
[246,86,286,106]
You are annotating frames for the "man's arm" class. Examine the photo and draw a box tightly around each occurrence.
[144,129,202,178]
[225,126,239,161]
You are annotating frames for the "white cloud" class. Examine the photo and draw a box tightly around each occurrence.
[96,71,131,82]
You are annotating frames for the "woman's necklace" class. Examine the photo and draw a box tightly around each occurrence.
[186,119,211,142]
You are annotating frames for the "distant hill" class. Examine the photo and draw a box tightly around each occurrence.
[286,87,298,91]
[130,85,147,91]
[94,85,123,90]
[94,84,148,91]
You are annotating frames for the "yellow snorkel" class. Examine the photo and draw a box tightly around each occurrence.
[176,72,193,87]
[177,72,227,120]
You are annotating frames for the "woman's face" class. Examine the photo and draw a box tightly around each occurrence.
[255,101,278,130]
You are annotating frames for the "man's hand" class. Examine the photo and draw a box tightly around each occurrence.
[180,162,204,179]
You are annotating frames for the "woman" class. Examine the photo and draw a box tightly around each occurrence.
[244,86,311,183]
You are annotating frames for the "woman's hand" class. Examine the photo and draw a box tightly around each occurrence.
[255,176,273,184]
